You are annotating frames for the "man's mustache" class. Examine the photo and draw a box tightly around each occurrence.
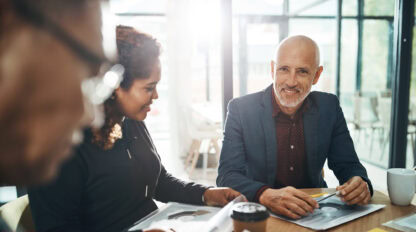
[278,85,302,92]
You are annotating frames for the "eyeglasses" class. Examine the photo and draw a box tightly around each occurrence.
[11,0,124,127]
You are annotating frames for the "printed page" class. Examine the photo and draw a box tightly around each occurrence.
[383,213,416,232]
[128,203,221,231]
[128,195,246,232]
[271,196,385,230]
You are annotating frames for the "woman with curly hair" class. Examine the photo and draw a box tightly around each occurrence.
[28,25,241,232]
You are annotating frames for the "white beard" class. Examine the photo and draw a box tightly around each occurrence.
[274,84,312,108]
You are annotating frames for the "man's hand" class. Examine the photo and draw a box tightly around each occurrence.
[203,187,244,206]
[259,187,318,219]
[336,176,371,205]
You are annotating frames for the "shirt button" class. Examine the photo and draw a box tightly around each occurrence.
[290,145,294,149]
[292,123,295,127]
[290,166,294,171]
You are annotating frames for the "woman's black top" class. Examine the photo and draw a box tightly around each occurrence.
[28,119,208,232]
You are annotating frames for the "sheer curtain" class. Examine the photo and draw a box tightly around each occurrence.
[166,0,193,158]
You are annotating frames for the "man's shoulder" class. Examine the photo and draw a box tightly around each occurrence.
[230,85,271,106]
[231,91,263,104]
[309,91,339,106]
[309,91,337,99]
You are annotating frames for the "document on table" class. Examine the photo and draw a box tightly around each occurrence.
[383,213,416,232]
[271,195,385,231]
[127,195,246,232]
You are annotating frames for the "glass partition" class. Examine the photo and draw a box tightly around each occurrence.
[339,1,394,169]
[406,19,416,169]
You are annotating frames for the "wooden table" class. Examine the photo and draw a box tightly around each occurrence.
[266,188,416,232]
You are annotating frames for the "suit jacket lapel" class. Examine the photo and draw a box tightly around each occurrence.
[303,97,319,186]
[261,85,277,186]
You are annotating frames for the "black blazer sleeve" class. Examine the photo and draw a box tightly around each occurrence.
[28,153,86,232]
[154,165,208,205]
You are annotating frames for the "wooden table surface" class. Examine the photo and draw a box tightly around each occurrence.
[266,188,416,232]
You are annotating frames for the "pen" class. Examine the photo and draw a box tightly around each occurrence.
[310,192,326,198]
[316,191,340,203]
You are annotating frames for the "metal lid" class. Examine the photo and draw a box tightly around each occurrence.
[230,202,269,222]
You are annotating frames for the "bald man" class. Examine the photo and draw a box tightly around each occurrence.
[217,35,372,219]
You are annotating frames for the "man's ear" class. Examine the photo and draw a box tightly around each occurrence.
[270,61,275,81]
[312,66,323,85]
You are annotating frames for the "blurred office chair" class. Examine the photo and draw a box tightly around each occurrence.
[376,97,416,162]
[0,195,34,232]
[183,106,221,179]
[376,97,392,160]
[352,94,379,147]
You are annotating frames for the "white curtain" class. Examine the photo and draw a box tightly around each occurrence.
[166,0,193,158]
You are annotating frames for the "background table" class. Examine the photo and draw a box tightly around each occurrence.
[266,188,416,232]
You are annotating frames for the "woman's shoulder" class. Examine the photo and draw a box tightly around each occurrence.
[72,128,103,164]
[124,118,145,127]
[124,118,148,134]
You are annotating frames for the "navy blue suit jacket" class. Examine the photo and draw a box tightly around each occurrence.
[217,85,372,201]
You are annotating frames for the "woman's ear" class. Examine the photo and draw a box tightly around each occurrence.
[114,87,122,99]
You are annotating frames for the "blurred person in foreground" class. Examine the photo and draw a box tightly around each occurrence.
[217,35,372,220]
[0,0,132,231]
[0,0,121,185]
[28,26,242,232]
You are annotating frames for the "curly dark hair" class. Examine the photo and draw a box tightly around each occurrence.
[92,25,161,150]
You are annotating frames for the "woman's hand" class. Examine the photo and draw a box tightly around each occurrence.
[203,187,244,206]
